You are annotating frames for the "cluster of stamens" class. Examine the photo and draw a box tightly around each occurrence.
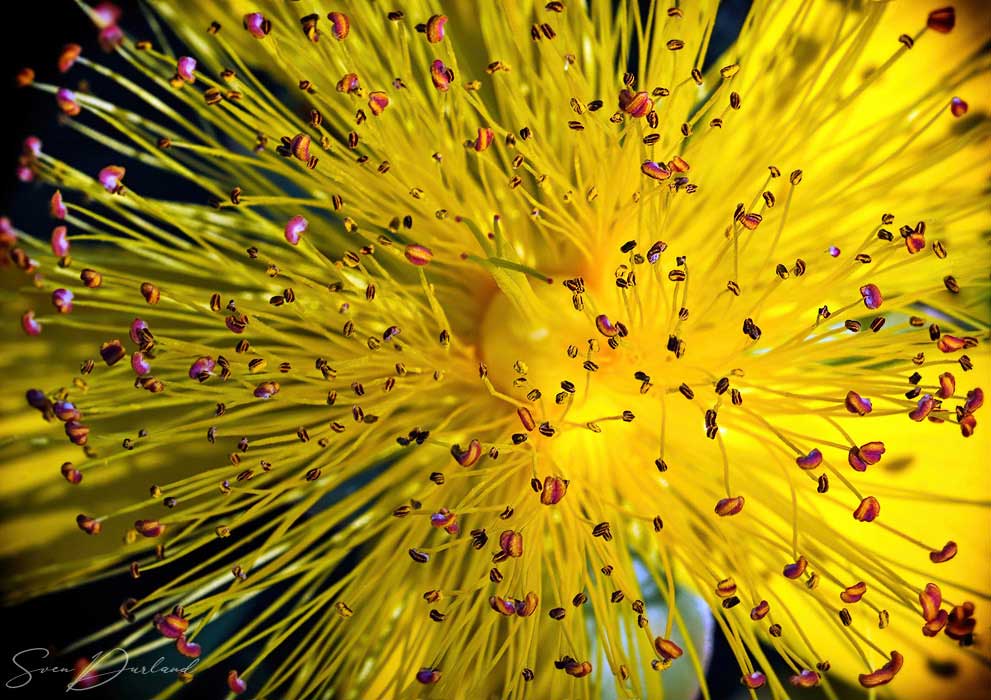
[2,2,988,698]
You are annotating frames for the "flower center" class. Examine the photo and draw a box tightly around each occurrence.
[477,251,755,480]
[479,267,664,425]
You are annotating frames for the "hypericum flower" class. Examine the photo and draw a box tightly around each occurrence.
[2,2,989,699]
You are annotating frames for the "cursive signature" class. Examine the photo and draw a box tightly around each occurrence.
[6,647,199,691]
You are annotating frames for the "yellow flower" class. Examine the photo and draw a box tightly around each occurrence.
[2,1,989,698]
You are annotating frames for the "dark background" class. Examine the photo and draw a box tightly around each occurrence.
[3,1,146,235]
[0,2,760,699]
